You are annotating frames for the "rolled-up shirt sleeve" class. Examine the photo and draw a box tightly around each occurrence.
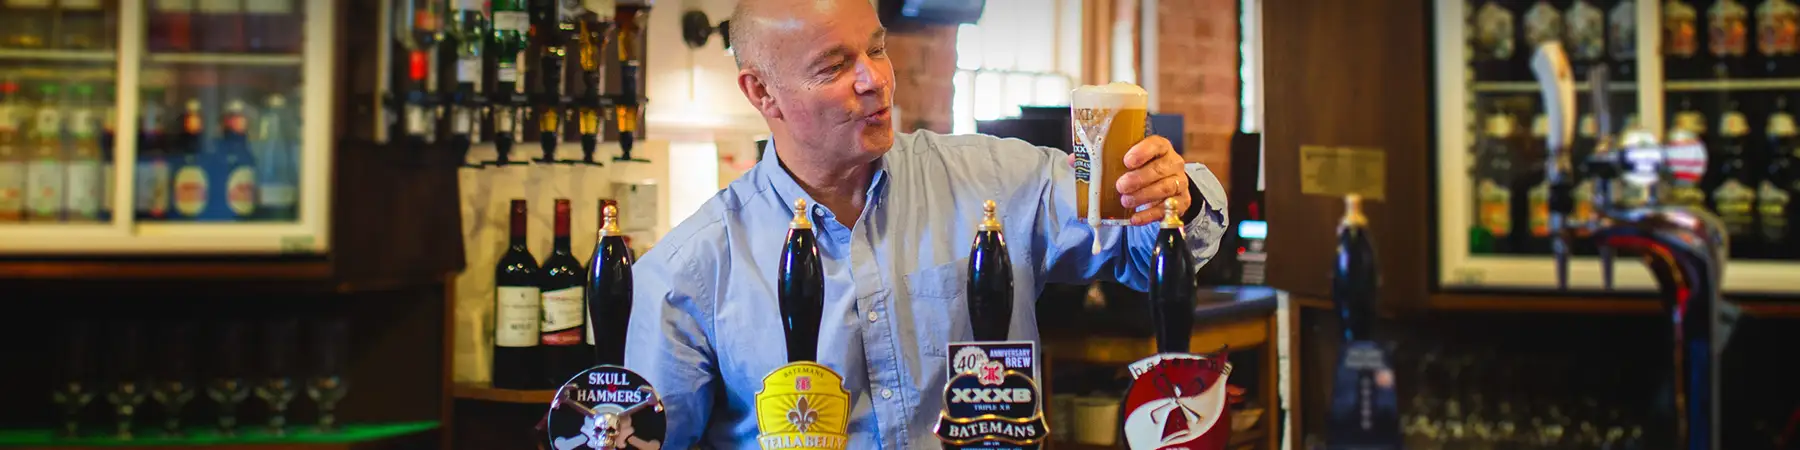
[624,249,718,449]
[1005,139,1228,291]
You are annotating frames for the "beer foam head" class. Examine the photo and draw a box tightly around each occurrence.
[1071,82,1148,109]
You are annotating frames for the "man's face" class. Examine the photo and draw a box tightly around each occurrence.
[755,0,896,158]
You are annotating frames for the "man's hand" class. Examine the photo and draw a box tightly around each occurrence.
[1063,135,1193,225]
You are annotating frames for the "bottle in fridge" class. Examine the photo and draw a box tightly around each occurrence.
[62,84,103,222]
[137,89,171,220]
[0,80,27,221]
[25,83,64,222]
[253,94,296,221]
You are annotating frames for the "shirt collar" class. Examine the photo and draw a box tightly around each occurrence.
[756,139,892,222]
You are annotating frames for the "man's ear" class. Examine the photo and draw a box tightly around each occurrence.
[738,70,782,120]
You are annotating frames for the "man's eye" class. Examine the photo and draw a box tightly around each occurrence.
[870,46,887,56]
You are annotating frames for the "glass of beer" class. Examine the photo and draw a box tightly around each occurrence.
[1071,82,1150,228]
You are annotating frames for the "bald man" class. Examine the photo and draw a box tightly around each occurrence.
[622,0,1229,447]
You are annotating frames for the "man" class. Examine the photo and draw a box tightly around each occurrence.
[623,0,1228,447]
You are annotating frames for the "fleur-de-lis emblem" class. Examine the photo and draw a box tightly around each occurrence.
[786,397,819,433]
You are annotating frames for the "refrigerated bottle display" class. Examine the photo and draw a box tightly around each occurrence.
[1758,0,1800,76]
[62,84,102,222]
[25,84,64,222]
[0,80,26,222]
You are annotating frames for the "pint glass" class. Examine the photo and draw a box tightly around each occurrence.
[1071,82,1150,227]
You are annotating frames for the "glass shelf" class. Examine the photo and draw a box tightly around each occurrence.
[0,49,114,62]
[147,52,304,66]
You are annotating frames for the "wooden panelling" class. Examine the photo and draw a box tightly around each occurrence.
[1262,0,1432,311]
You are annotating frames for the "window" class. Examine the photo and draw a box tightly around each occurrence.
[951,0,1080,135]
[1239,0,1262,133]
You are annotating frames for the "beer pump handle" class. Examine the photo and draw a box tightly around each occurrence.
[1531,42,1577,291]
[1151,198,1194,354]
[968,200,1014,342]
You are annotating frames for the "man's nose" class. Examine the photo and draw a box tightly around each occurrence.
[853,55,889,95]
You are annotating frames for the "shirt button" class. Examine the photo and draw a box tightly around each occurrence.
[867,311,879,322]
[881,388,893,399]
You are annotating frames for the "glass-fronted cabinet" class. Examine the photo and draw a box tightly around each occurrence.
[1437,0,1800,295]
[0,0,331,254]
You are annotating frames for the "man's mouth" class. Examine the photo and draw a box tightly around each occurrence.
[863,107,891,124]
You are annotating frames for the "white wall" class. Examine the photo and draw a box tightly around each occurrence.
[642,0,770,227]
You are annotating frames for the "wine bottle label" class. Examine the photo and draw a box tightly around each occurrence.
[0,162,25,214]
[755,362,851,450]
[226,165,256,216]
[1669,0,1701,57]
[457,0,483,10]
[1713,0,1752,56]
[148,161,170,216]
[0,107,16,133]
[1527,2,1565,47]
[63,160,100,217]
[244,0,292,14]
[173,165,207,217]
[934,342,1048,447]
[197,0,240,13]
[498,65,519,84]
[26,159,62,217]
[452,109,473,134]
[1476,2,1517,60]
[1715,180,1757,234]
[494,286,541,347]
[1530,181,1551,236]
[60,0,100,9]
[3,0,52,8]
[1122,351,1234,449]
[1478,180,1512,237]
[1759,181,1790,243]
[258,183,297,208]
[493,11,530,32]
[1567,1,1607,61]
[458,57,482,86]
[157,0,195,11]
[540,286,585,345]
[1759,0,1800,55]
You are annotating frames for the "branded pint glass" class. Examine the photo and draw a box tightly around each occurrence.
[1071,82,1150,227]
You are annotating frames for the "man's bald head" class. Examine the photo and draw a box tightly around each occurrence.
[728,0,870,75]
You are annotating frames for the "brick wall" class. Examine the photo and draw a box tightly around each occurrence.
[888,24,961,134]
[1156,0,1239,187]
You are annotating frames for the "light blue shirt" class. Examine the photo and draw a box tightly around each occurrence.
[624,130,1228,449]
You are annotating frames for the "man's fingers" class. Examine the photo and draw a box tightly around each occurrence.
[1067,152,1076,168]
[1129,207,1164,226]
[1119,176,1187,209]
[1116,157,1183,194]
[1122,135,1173,169]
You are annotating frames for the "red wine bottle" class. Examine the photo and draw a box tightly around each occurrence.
[492,199,541,390]
[538,198,589,386]
[586,201,632,366]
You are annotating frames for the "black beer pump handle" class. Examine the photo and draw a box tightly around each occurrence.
[779,199,825,363]
[589,204,633,366]
[1150,198,1194,354]
[967,200,1014,342]
[1334,195,1378,343]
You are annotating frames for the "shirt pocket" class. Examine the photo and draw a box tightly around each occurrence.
[904,257,969,358]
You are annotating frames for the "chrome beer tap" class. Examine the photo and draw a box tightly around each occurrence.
[1532,43,1739,450]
